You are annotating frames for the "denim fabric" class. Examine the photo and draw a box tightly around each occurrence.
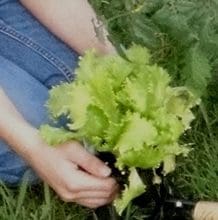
[0,0,79,185]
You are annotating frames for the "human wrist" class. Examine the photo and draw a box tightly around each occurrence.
[1,118,46,162]
[0,88,48,163]
[102,41,116,55]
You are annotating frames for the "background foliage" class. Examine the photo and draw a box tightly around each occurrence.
[90,0,218,98]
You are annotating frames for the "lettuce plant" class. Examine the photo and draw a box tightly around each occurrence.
[40,45,198,215]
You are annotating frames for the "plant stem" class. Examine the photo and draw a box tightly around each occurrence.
[124,202,132,220]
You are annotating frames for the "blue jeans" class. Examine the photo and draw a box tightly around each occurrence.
[0,0,78,185]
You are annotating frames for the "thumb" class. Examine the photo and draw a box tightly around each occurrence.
[69,142,111,178]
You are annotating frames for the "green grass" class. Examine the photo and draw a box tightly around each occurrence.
[171,105,218,201]
[0,181,91,220]
[0,181,150,220]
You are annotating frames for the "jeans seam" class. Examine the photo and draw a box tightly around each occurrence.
[0,22,74,82]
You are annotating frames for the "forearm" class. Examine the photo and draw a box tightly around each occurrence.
[0,87,42,160]
[20,0,115,55]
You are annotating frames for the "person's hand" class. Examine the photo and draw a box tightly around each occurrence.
[0,89,118,208]
[28,138,119,208]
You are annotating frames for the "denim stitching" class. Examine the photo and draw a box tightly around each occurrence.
[0,23,74,82]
